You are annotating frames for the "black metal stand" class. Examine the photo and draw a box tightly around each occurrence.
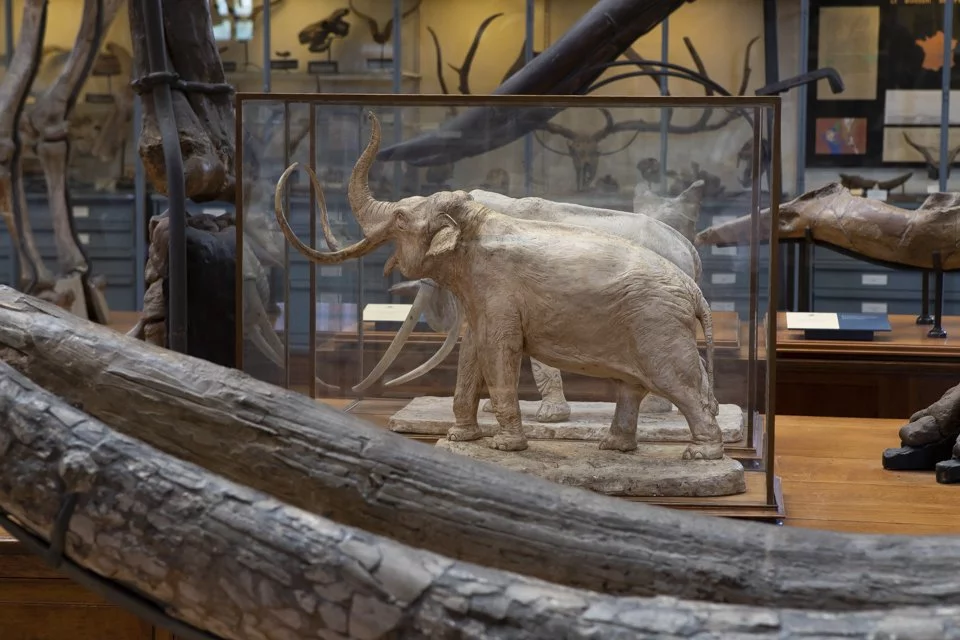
[929,251,947,338]
[917,271,934,325]
[796,229,814,312]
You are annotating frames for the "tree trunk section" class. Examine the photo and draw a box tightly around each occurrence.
[2,361,960,640]
[127,0,234,202]
[0,288,958,612]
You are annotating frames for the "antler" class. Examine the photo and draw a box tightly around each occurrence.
[902,132,939,167]
[347,0,379,35]
[449,13,503,95]
[382,0,422,35]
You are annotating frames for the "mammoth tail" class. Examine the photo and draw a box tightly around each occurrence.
[692,285,718,416]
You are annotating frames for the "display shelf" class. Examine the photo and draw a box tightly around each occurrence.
[341,397,784,521]
[776,312,960,358]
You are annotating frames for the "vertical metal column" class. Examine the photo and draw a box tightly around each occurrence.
[262,0,271,92]
[392,0,401,93]
[141,0,187,353]
[133,95,146,308]
[940,0,954,193]
[657,19,669,192]
[796,0,809,196]
[5,0,13,65]
[523,0,535,196]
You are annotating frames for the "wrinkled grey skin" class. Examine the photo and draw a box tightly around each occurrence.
[376,185,706,423]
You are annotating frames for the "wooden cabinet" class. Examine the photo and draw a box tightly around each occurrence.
[0,534,174,640]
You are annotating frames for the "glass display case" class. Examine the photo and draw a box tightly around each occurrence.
[236,92,783,519]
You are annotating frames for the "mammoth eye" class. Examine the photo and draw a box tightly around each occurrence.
[395,209,408,227]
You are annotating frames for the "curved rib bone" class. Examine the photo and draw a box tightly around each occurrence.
[25,0,124,321]
[0,0,53,292]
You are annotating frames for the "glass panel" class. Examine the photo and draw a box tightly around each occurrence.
[239,94,777,508]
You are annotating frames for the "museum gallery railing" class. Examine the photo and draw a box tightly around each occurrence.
[233,92,783,508]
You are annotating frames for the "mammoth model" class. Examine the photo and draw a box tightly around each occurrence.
[273,112,724,460]
[352,182,706,424]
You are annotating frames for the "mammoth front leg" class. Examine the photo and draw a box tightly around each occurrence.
[478,318,527,452]
[448,328,484,442]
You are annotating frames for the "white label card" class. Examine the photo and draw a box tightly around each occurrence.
[865,189,887,201]
[862,274,888,286]
[785,312,840,330]
[928,184,941,194]
[862,302,888,313]
[363,303,414,322]
[77,233,90,245]
[711,273,736,285]
[711,246,738,256]
[710,301,736,312]
[72,206,89,219]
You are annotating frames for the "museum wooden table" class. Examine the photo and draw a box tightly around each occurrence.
[0,414,955,638]
[775,312,960,419]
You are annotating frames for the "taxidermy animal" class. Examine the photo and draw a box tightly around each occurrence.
[352,181,706,425]
[348,0,420,45]
[298,8,350,54]
[902,132,960,180]
[695,182,960,271]
[274,112,724,460]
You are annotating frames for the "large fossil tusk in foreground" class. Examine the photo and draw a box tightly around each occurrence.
[5,361,960,639]
[3,288,960,611]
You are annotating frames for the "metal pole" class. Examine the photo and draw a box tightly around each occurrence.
[262,0,271,92]
[392,0,401,93]
[796,0,809,196]
[523,0,534,195]
[4,0,13,65]
[940,0,954,193]
[658,18,669,192]
[141,0,188,353]
[133,94,146,309]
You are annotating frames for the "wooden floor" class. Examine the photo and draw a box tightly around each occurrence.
[775,415,960,535]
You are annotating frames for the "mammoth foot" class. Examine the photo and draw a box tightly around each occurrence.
[447,424,484,442]
[537,400,571,423]
[598,432,638,452]
[489,432,528,451]
[682,442,724,461]
[481,399,571,423]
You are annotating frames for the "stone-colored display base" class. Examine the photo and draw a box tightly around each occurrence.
[389,396,745,443]
[435,439,746,497]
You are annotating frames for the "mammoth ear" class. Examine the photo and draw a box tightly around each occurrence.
[426,224,460,258]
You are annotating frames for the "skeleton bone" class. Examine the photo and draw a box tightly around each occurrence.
[24,0,124,322]
[0,0,53,293]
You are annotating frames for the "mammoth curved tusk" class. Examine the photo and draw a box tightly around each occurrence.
[351,281,433,393]
[301,161,341,252]
[384,300,464,388]
[274,162,386,264]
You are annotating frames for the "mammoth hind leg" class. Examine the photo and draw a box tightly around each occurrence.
[482,356,571,423]
[598,382,647,452]
[647,351,723,461]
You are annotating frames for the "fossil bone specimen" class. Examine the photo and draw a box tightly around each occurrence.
[297,7,350,54]
[695,182,960,271]
[275,112,724,460]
